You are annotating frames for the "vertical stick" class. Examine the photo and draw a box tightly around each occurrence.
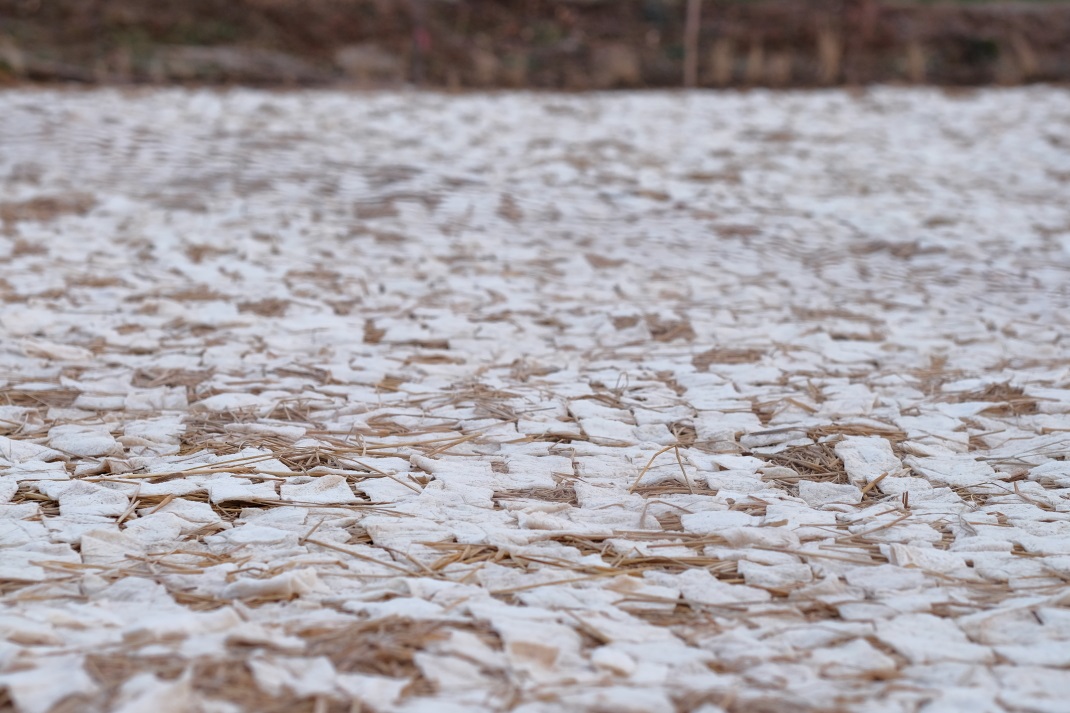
[711,38,733,86]
[1010,33,1037,80]
[684,0,702,87]
[408,0,430,85]
[906,42,926,84]
[744,39,764,86]
[817,27,842,85]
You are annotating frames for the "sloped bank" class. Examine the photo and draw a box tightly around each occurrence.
[0,0,1068,87]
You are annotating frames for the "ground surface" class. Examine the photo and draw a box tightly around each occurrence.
[0,87,1069,713]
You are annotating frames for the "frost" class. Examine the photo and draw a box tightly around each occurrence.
[0,656,96,713]
[0,85,1067,712]
[798,481,863,507]
[48,424,122,458]
[834,436,902,487]
[0,436,64,463]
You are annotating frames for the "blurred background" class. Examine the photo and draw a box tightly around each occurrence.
[1,0,1068,88]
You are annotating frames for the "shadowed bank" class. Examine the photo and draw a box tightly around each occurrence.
[1,0,1069,87]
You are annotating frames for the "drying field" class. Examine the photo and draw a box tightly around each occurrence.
[0,87,1069,713]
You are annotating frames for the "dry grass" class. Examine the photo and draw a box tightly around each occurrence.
[237,298,291,317]
[692,347,764,371]
[807,424,907,443]
[77,653,354,713]
[0,384,80,408]
[631,482,716,497]
[295,617,509,700]
[942,381,1038,415]
[131,366,208,389]
[587,253,627,269]
[749,399,779,425]
[0,194,95,229]
[757,442,846,488]
[166,288,230,302]
[363,319,386,345]
[493,487,579,507]
[645,315,696,343]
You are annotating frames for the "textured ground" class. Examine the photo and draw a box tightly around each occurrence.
[0,87,1069,713]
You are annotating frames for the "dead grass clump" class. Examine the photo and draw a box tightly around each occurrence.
[436,382,520,421]
[238,298,290,317]
[0,385,79,408]
[807,424,907,443]
[178,420,246,456]
[166,287,229,302]
[404,352,465,366]
[372,230,407,245]
[586,253,627,269]
[645,315,695,343]
[191,659,349,713]
[66,274,128,289]
[85,652,185,690]
[828,327,885,342]
[364,319,386,344]
[10,238,48,256]
[264,397,332,424]
[328,300,355,316]
[944,382,1038,416]
[850,239,944,259]
[183,243,231,264]
[686,171,742,184]
[345,525,373,546]
[913,354,963,398]
[655,511,684,531]
[791,307,882,326]
[810,424,911,464]
[758,442,846,483]
[11,485,61,515]
[493,487,579,506]
[0,194,95,226]
[79,654,351,713]
[631,482,715,497]
[669,421,697,446]
[715,224,760,239]
[422,542,527,572]
[968,433,992,452]
[363,415,440,438]
[497,194,524,223]
[750,399,777,425]
[354,198,399,220]
[299,616,453,681]
[692,347,764,371]
[132,368,212,390]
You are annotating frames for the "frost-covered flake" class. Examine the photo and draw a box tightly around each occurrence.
[39,480,128,517]
[680,510,757,534]
[48,424,122,457]
[0,435,65,463]
[193,392,267,412]
[798,481,863,507]
[834,436,901,487]
[905,456,998,492]
[280,475,358,504]
[0,655,97,713]
[203,474,280,503]
[223,568,329,600]
[3,458,69,481]
[875,614,993,664]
